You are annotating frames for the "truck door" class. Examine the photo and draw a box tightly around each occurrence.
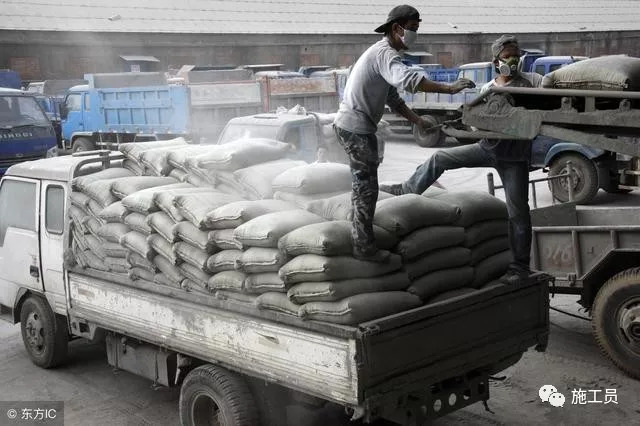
[39,181,66,314]
[0,177,42,311]
[61,92,84,142]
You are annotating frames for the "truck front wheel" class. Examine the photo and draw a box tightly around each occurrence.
[413,115,445,148]
[592,268,640,379]
[179,365,259,426]
[548,153,599,204]
[72,137,96,153]
[19,296,68,368]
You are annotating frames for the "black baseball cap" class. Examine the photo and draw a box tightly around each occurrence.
[374,5,421,33]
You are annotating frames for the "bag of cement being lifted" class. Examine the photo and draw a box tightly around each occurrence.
[374,194,461,236]
[244,273,287,294]
[206,250,243,273]
[205,200,298,230]
[122,182,192,214]
[463,219,508,247]
[99,201,129,224]
[111,176,177,200]
[127,251,157,272]
[235,247,288,274]
[471,250,512,288]
[146,212,178,243]
[403,247,471,280]
[119,138,188,162]
[208,270,247,292]
[407,266,475,301]
[179,262,211,290]
[395,226,466,261]
[278,220,398,257]
[429,191,507,227]
[121,231,156,261]
[299,292,422,325]
[271,163,352,195]
[209,229,243,250]
[174,222,218,253]
[279,253,402,285]
[195,138,292,171]
[175,192,245,229]
[153,255,185,287]
[175,242,210,272]
[470,236,510,265]
[234,210,325,248]
[124,212,154,235]
[542,55,640,91]
[148,234,181,265]
[287,271,411,304]
[255,292,301,316]
[154,187,218,222]
[273,191,348,209]
[306,191,392,221]
[72,167,134,192]
[234,159,307,199]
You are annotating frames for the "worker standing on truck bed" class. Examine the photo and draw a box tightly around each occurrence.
[334,4,475,262]
[381,35,541,284]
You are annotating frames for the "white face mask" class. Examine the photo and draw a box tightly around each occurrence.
[400,27,418,49]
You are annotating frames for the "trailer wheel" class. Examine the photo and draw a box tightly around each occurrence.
[19,296,68,368]
[413,115,444,148]
[72,137,96,153]
[179,365,259,426]
[548,153,599,204]
[592,268,640,379]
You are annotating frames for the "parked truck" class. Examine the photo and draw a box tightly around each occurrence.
[0,151,550,425]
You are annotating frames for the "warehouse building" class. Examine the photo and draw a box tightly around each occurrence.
[2,0,640,80]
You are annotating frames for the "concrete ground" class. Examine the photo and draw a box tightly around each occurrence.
[1,138,639,425]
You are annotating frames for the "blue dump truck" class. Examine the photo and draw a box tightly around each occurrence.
[0,70,21,90]
[0,88,57,174]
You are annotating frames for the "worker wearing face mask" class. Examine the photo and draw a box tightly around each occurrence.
[381,35,541,285]
[334,4,475,262]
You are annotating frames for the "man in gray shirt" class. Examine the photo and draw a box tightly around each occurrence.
[334,4,474,262]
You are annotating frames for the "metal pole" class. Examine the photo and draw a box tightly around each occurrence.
[487,172,495,196]
[531,182,538,209]
[566,160,574,202]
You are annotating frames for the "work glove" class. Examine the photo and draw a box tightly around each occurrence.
[450,78,476,93]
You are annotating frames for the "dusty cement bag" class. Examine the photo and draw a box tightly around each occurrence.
[83,234,106,258]
[431,191,507,227]
[428,287,477,304]
[148,234,180,265]
[299,292,422,325]
[182,278,211,295]
[404,247,472,280]
[175,242,210,272]
[87,199,104,220]
[215,171,246,193]
[278,221,398,257]
[235,248,288,274]
[174,222,217,253]
[99,201,129,223]
[121,231,155,261]
[542,55,640,91]
[127,251,157,272]
[153,255,185,286]
[255,292,301,316]
[122,182,192,214]
[306,191,392,221]
[209,229,243,250]
[206,250,243,273]
[244,273,286,294]
[396,226,466,261]
[272,163,352,195]
[273,190,347,209]
[205,200,298,230]
[72,168,134,192]
[471,250,512,288]
[70,192,91,210]
[71,228,89,252]
[185,172,212,188]
[374,195,460,236]
[154,187,217,222]
[82,179,121,207]
[119,138,188,161]
[407,266,475,301]
[179,262,211,289]
[124,212,153,235]
[123,159,145,176]
[208,271,247,292]
[234,210,325,248]
[287,271,411,304]
[105,257,129,274]
[84,217,104,239]
[129,267,155,282]
[195,138,291,171]
[97,223,130,244]
[464,219,508,247]
[175,192,245,229]
[154,272,183,289]
[168,145,221,172]
[169,168,188,182]
[470,236,510,265]
[147,212,178,243]
[75,248,109,272]
[234,159,307,199]
[279,253,402,285]
[69,206,89,234]
[139,146,193,176]
[111,176,177,200]
[103,241,128,259]
[216,290,258,305]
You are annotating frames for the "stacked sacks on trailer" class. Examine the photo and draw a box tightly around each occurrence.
[272,162,354,208]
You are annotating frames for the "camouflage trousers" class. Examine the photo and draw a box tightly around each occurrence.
[334,125,380,254]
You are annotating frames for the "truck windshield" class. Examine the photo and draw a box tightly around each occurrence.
[219,124,278,144]
[0,96,50,128]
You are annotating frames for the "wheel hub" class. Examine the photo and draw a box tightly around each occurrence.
[192,391,223,426]
[560,164,584,191]
[619,301,640,344]
[25,312,45,353]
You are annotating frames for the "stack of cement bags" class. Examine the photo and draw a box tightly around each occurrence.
[306,191,393,221]
[272,163,353,208]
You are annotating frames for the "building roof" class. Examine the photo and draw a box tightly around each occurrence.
[1,0,640,34]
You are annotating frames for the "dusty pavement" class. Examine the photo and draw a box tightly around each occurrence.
[1,139,639,425]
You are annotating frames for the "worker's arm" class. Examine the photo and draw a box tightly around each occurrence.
[416,76,476,94]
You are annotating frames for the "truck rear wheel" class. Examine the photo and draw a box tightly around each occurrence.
[413,115,444,148]
[19,296,68,368]
[548,153,599,204]
[179,365,259,426]
[592,268,640,379]
[72,137,96,153]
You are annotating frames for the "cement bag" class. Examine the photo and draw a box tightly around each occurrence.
[272,163,352,195]
[154,188,217,222]
[278,221,398,257]
[87,200,104,220]
[206,250,243,273]
[216,290,258,305]
[470,236,510,265]
[374,195,461,236]
[99,201,129,224]
[175,192,245,229]
[121,232,155,261]
[70,192,91,211]
[185,172,212,188]
[179,262,211,290]
[214,171,246,195]
[287,271,411,304]
[274,191,348,209]
[139,146,192,176]
[182,278,211,295]
[84,234,106,258]
[174,221,218,253]
[209,229,243,250]
[234,159,307,199]
[234,210,325,248]
[404,247,471,280]
[169,168,188,182]
[123,159,145,176]
[118,138,188,161]
[153,255,185,286]
[82,179,120,207]
[103,241,128,259]
[124,212,153,235]
[244,273,286,294]
[97,223,130,244]
[71,229,89,252]
[175,242,210,272]
[205,200,298,230]
[208,271,247,292]
[147,212,178,243]
[428,287,477,304]
[111,176,177,200]
[69,206,89,234]
[196,138,291,171]
[279,253,402,285]
[84,217,104,239]
[407,266,475,301]
[127,251,157,272]
[464,220,508,247]
[148,234,180,265]
[431,191,507,227]
[105,257,129,274]
[542,55,640,91]
[396,226,465,261]
[122,182,192,214]
[154,273,183,289]
[255,292,301,316]
[300,292,422,325]
[421,186,447,198]
[129,267,155,282]
[306,191,392,221]
[75,249,108,272]
[168,145,220,172]
[471,250,512,288]
[235,247,288,274]
[72,167,134,192]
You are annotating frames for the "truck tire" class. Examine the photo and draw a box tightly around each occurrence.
[413,115,444,148]
[72,137,96,153]
[548,153,599,204]
[592,268,640,379]
[179,365,259,426]
[19,296,68,368]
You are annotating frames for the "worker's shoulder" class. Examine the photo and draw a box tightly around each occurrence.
[520,72,544,87]
[372,38,401,61]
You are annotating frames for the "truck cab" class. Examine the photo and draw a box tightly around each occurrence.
[531,56,588,75]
